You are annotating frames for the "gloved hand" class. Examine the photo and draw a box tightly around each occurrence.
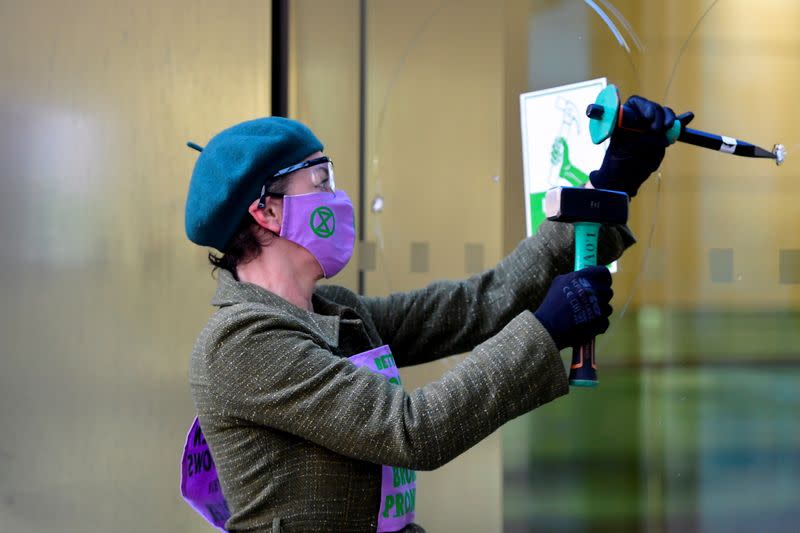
[589,96,692,197]
[533,266,613,350]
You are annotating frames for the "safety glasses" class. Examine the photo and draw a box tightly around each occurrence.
[258,156,335,208]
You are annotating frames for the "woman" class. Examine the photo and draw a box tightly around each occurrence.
[182,99,675,532]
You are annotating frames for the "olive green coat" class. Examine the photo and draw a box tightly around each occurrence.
[189,221,634,532]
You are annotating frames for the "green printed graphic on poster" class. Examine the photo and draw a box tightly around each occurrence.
[528,191,547,233]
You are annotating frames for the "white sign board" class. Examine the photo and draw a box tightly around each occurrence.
[520,78,609,237]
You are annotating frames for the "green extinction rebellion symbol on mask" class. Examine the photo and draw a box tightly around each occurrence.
[310,206,336,238]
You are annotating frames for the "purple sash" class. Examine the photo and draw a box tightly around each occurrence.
[180,417,229,530]
[348,346,416,532]
[180,345,415,532]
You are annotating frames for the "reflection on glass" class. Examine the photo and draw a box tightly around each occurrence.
[504,1,800,531]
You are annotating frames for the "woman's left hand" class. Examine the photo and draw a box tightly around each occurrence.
[589,95,691,197]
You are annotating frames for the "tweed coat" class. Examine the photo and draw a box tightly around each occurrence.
[189,220,635,532]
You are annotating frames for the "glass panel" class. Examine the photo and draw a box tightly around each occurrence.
[290,7,509,528]
[292,1,800,531]
[504,1,800,532]
[0,2,270,531]
[14,0,785,531]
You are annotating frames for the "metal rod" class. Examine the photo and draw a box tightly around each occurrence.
[678,127,777,161]
[357,0,367,295]
[271,0,289,117]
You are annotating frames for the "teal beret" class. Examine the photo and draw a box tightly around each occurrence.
[185,117,323,251]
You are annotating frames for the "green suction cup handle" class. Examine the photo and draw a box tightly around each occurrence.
[589,84,684,146]
[587,85,620,145]
[666,120,682,145]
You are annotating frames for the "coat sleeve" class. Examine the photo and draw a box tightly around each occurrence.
[201,306,568,471]
[359,221,635,367]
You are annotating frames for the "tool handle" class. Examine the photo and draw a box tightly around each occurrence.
[569,339,597,387]
[570,222,601,388]
[618,104,683,144]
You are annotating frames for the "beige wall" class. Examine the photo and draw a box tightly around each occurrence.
[0,1,270,531]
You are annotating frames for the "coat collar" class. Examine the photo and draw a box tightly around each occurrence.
[211,270,347,348]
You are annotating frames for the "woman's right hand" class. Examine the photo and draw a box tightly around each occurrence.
[533,266,613,350]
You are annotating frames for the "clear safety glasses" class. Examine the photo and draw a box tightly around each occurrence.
[258,156,335,208]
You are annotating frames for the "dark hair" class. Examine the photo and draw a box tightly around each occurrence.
[208,176,291,279]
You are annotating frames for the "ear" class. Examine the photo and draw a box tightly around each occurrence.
[248,197,282,235]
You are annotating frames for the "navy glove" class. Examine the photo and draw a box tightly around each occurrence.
[533,266,613,350]
[590,96,689,197]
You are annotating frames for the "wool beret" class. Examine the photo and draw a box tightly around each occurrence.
[185,117,323,251]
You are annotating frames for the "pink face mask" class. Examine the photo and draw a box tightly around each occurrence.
[279,190,355,278]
